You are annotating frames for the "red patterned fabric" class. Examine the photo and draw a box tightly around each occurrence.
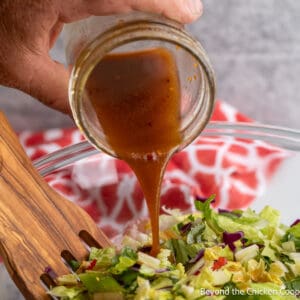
[18,101,288,237]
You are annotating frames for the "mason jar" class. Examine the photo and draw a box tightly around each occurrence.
[63,12,216,157]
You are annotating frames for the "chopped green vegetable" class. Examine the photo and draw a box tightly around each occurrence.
[79,274,123,293]
[166,239,190,264]
[69,260,81,272]
[92,292,124,300]
[186,223,205,244]
[89,247,116,268]
[48,286,85,298]
[282,223,300,251]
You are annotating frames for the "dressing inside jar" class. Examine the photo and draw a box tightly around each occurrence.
[84,48,182,255]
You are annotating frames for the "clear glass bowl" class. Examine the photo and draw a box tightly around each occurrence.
[1,121,300,299]
[34,121,300,226]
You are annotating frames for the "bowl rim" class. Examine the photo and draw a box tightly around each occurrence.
[34,121,300,177]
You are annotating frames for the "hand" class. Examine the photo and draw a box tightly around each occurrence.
[0,0,203,114]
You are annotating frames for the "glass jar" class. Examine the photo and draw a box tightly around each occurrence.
[63,12,216,157]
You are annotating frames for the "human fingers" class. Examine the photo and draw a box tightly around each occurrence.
[60,0,203,24]
[15,54,71,114]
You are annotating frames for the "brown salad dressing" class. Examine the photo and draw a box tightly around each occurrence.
[85,48,182,255]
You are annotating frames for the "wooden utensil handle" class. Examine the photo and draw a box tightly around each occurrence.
[0,112,56,298]
[0,112,111,299]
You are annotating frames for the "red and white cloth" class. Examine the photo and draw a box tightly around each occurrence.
[19,101,288,237]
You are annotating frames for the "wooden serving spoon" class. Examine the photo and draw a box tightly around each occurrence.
[0,112,112,299]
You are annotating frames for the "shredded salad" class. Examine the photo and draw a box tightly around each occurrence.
[49,196,300,299]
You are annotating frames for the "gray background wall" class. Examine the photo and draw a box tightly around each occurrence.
[0,0,299,131]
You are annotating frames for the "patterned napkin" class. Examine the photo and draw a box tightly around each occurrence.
[19,101,287,237]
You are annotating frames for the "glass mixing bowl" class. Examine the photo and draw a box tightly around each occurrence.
[1,121,300,299]
[34,121,300,226]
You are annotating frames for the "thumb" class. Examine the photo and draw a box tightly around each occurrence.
[20,54,71,114]
[75,0,203,24]
[129,0,203,23]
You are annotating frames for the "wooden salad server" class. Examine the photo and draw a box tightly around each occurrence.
[0,112,112,299]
